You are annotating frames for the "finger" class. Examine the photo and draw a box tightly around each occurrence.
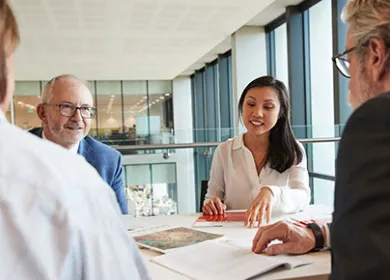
[209,201,218,215]
[252,223,276,251]
[253,222,288,254]
[219,201,226,214]
[266,204,272,224]
[214,198,223,214]
[257,204,266,227]
[203,204,212,215]
[250,207,260,228]
[244,208,252,227]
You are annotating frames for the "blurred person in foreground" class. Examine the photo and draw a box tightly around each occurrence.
[252,0,390,279]
[0,2,150,279]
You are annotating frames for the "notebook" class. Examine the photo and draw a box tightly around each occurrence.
[133,227,223,254]
[193,211,246,227]
[151,239,311,280]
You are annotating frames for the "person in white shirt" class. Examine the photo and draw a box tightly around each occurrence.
[203,76,310,227]
[0,2,150,280]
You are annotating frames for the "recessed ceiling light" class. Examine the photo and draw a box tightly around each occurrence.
[160,97,164,100]
[165,93,170,96]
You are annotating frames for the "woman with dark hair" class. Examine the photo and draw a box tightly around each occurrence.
[203,76,310,227]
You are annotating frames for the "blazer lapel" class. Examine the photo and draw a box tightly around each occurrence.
[78,138,95,166]
[29,127,43,138]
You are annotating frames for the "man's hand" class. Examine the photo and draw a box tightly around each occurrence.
[202,197,226,215]
[252,221,316,255]
[245,187,273,227]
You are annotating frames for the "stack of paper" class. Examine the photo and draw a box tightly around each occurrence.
[152,239,311,280]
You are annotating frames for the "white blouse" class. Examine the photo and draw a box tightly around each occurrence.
[205,134,311,213]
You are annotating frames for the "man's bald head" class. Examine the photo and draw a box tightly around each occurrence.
[37,74,95,149]
[42,74,93,104]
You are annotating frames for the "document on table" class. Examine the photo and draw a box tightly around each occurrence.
[151,239,311,280]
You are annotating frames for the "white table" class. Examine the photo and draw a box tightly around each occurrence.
[124,205,332,280]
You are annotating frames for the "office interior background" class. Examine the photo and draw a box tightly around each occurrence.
[11,0,349,216]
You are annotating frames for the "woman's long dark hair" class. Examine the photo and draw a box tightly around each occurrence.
[238,76,303,173]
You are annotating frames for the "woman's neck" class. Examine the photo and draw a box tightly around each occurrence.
[243,132,269,153]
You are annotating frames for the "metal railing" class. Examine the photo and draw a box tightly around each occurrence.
[114,137,341,152]
[117,137,340,184]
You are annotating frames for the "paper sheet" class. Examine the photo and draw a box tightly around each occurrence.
[152,239,311,280]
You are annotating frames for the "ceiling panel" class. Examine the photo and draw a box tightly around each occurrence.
[11,0,278,80]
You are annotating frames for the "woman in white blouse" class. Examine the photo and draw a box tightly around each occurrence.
[202,76,310,227]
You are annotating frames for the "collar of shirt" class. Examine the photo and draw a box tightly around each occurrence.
[232,134,244,150]
[42,129,80,154]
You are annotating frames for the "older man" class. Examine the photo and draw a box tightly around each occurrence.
[30,75,128,214]
[0,3,149,279]
[252,0,390,278]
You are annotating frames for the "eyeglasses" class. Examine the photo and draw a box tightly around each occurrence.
[44,103,97,119]
[332,46,356,78]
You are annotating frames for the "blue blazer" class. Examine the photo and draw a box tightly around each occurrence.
[29,128,128,214]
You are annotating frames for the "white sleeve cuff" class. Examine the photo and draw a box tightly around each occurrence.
[324,223,331,248]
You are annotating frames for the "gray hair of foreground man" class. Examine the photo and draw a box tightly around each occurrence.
[42,74,92,103]
[342,0,390,65]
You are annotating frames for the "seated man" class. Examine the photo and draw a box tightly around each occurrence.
[30,74,128,214]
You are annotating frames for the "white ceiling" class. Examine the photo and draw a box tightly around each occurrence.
[11,0,277,81]
[11,0,303,81]
[247,0,304,26]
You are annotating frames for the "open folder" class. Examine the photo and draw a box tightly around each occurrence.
[151,239,311,280]
[193,211,246,227]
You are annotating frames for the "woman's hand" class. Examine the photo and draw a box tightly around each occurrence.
[245,187,274,227]
[202,197,226,215]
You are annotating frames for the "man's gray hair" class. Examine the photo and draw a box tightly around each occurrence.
[341,0,390,62]
[42,74,93,103]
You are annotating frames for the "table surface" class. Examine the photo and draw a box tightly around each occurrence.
[124,205,332,280]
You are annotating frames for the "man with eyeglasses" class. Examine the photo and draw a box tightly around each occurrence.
[252,0,390,279]
[30,74,128,214]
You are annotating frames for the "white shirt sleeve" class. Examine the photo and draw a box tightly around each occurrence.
[204,145,225,205]
[0,189,151,280]
[73,186,152,280]
[265,143,311,213]
[0,119,151,280]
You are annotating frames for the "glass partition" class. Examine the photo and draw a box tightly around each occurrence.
[120,138,338,215]
[123,80,147,146]
[124,163,178,217]
[13,81,41,130]
[95,81,123,142]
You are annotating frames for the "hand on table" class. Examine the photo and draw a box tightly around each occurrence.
[252,221,315,255]
[202,197,226,215]
[245,187,273,227]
